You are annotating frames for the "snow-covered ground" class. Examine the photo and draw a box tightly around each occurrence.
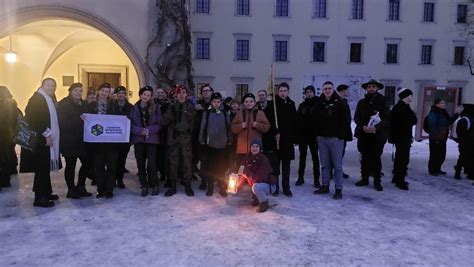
[1,139,473,266]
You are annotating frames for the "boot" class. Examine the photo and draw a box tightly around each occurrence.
[257,200,269,213]
[66,189,81,199]
[34,195,55,208]
[343,173,349,179]
[116,178,125,189]
[77,186,93,197]
[0,175,11,187]
[164,181,177,197]
[333,189,342,200]
[206,178,214,196]
[454,169,462,180]
[184,183,194,197]
[199,178,207,191]
[105,192,114,198]
[251,194,259,206]
[355,177,369,186]
[151,186,159,196]
[313,185,329,195]
[164,179,171,188]
[395,183,409,190]
[49,194,59,201]
[314,178,321,189]
[272,185,280,197]
[295,178,305,186]
[283,188,293,197]
[141,187,149,197]
[374,179,383,192]
[218,186,228,198]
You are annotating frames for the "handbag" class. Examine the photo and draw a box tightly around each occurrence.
[14,120,38,151]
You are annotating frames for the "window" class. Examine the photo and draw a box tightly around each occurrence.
[236,84,249,99]
[350,43,362,63]
[276,0,289,17]
[275,41,288,61]
[196,38,210,59]
[236,39,250,60]
[458,87,463,106]
[388,0,400,21]
[196,0,210,13]
[314,0,327,18]
[421,45,432,64]
[457,4,467,23]
[423,2,434,22]
[454,46,465,65]
[386,44,398,64]
[312,42,325,62]
[384,86,396,105]
[237,0,250,15]
[352,0,364,19]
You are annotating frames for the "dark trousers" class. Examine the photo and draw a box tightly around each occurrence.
[64,155,89,191]
[455,143,466,173]
[393,140,411,183]
[298,137,320,183]
[460,140,474,177]
[357,135,386,180]
[156,144,168,180]
[134,143,158,188]
[33,147,53,197]
[428,140,447,174]
[85,143,96,182]
[201,146,227,190]
[265,150,291,191]
[116,144,130,182]
[94,144,118,194]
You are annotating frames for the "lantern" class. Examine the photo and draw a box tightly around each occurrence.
[227,173,239,194]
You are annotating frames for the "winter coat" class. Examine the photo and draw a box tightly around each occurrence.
[161,101,196,145]
[57,96,87,158]
[427,106,451,142]
[199,108,230,149]
[456,104,474,142]
[354,92,390,141]
[341,98,354,141]
[237,153,276,190]
[257,100,279,152]
[0,99,19,174]
[20,92,58,173]
[231,109,270,155]
[297,97,318,142]
[156,99,170,146]
[111,100,133,116]
[129,102,161,145]
[313,93,351,140]
[388,100,417,144]
[274,96,298,160]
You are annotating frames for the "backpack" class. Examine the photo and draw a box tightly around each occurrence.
[423,115,430,133]
[450,116,471,141]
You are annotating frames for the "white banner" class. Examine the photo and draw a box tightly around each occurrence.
[83,113,130,143]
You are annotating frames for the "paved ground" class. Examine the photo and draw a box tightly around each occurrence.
[1,140,473,266]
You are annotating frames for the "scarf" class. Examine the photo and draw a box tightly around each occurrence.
[38,88,60,172]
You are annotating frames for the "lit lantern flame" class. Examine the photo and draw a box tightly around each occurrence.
[227,173,239,194]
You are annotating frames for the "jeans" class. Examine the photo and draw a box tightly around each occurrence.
[318,137,344,190]
[252,183,276,203]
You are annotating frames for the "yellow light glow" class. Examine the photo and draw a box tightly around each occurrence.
[6,51,17,63]
[227,174,239,194]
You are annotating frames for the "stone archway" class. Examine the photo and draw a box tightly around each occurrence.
[0,4,147,87]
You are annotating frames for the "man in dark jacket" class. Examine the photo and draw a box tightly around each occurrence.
[354,79,390,192]
[388,88,417,190]
[195,85,213,189]
[0,86,19,190]
[427,98,451,176]
[336,84,353,179]
[313,82,351,200]
[455,103,474,181]
[295,85,321,188]
[161,85,196,197]
[112,86,133,188]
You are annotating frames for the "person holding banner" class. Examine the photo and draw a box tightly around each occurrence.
[20,78,61,207]
[129,86,161,197]
[58,83,93,199]
[86,83,120,198]
[161,85,196,197]
[112,86,133,189]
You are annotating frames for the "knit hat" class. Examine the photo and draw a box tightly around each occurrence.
[97,82,111,91]
[115,86,127,94]
[362,79,384,90]
[304,85,316,94]
[68,82,83,92]
[242,93,255,103]
[250,138,262,148]
[210,92,222,101]
[139,86,153,96]
[397,87,413,100]
[336,84,349,92]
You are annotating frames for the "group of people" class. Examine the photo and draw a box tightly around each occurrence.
[0,78,473,213]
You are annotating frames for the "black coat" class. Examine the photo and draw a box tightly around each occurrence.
[111,100,133,116]
[258,100,278,152]
[457,105,474,142]
[296,97,318,142]
[314,93,351,140]
[20,92,58,173]
[354,92,390,141]
[388,100,417,144]
[57,96,87,158]
[156,99,170,145]
[0,99,19,174]
[275,96,297,160]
